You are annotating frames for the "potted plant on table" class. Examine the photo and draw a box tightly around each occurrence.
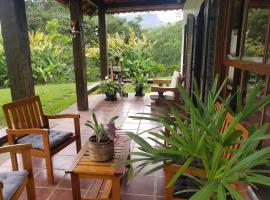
[132,74,148,97]
[122,77,270,199]
[85,113,114,162]
[98,79,121,101]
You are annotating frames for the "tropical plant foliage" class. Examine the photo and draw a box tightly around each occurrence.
[123,77,270,200]
[98,79,121,97]
[85,113,109,143]
[0,37,8,88]
[29,19,73,84]
[132,74,148,91]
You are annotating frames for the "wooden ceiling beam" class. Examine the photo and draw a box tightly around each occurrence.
[104,0,184,9]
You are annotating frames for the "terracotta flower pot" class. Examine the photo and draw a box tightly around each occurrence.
[88,135,114,162]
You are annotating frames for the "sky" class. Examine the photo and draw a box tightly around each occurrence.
[119,10,183,24]
[155,10,183,23]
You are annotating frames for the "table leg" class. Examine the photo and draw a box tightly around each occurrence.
[112,176,121,200]
[71,173,81,200]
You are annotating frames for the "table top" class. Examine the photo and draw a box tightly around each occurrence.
[66,134,131,176]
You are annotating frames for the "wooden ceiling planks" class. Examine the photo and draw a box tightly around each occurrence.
[56,0,184,15]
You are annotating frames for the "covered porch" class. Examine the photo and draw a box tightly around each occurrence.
[1,0,270,199]
[0,95,253,200]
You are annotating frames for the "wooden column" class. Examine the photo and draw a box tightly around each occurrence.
[70,0,89,111]
[98,7,108,80]
[0,0,35,101]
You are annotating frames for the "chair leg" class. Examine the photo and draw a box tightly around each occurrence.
[45,156,54,184]
[10,152,18,171]
[26,174,36,200]
[74,118,81,153]
[76,136,81,153]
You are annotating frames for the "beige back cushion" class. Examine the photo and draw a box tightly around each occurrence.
[170,71,180,88]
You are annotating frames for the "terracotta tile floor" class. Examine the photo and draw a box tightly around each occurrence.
[1,94,167,200]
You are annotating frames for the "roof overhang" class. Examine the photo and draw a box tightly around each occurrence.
[56,0,185,15]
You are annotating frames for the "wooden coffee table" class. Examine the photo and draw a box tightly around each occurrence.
[66,135,131,200]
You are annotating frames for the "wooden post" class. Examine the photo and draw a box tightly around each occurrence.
[70,0,89,111]
[0,0,35,101]
[98,7,108,80]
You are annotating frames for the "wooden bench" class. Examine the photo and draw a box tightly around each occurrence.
[87,82,101,95]
[66,134,131,200]
[150,71,183,105]
[164,110,249,200]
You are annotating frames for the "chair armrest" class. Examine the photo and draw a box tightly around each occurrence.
[0,144,32,154]
[45,114,80,119]
[151,86,179,94]
[6,129,49,137]
[153,79,171,85]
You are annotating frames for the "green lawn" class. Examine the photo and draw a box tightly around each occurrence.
[0,83,77,127]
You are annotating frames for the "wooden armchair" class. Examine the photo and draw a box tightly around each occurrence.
[164,112,249,200]
[150,71,183,105]
[2,96,81,184]
[0,144,36,200]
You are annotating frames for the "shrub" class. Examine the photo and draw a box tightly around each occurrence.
[29,19,73,84]
[0,37,8,88]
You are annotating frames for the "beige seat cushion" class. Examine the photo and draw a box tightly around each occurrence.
[170,71,180,88]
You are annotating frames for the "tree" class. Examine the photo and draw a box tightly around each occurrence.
[145,21,183,75]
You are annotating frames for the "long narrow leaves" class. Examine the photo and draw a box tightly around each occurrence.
[121,75,270,200]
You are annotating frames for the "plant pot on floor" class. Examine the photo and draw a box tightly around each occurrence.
[88,135,114,162]
[105,93,117,101]
[135,87,144,97]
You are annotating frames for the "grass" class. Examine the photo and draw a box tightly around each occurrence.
[0,83,77,127]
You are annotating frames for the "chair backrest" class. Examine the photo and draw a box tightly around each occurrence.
[170,71,180,88]
[220,112,249,159]
[2,96,47,129]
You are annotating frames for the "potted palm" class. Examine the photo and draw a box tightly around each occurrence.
[98,79,121,101]
[132,74,148,97]
[85,113,114,161]
[122,77,270,199]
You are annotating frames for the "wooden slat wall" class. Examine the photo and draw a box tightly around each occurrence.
[184,14,195,97]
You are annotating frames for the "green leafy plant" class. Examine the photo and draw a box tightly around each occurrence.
[108,116,119,124]
[85,113,110,143]
[122,76,270,200]
[98,79,121,100]
[132,74,148,91]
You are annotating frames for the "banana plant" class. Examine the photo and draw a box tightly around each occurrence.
[121,76,270,200]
